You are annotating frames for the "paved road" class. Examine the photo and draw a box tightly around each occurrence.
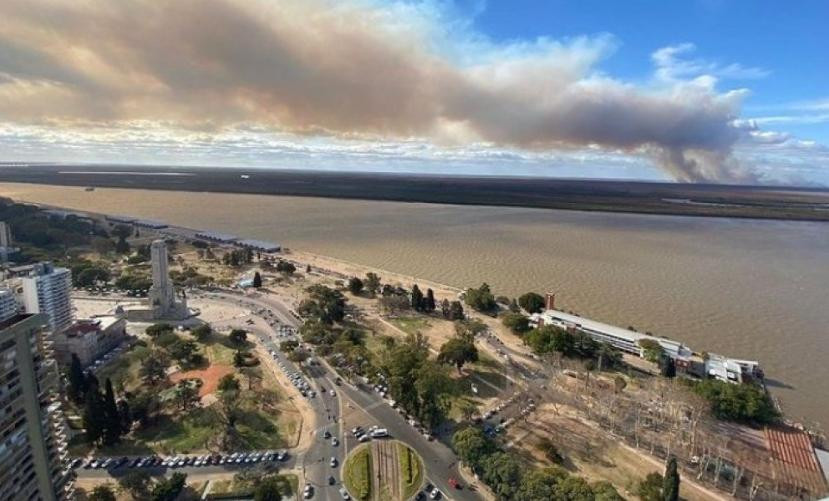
[218,290,484,501]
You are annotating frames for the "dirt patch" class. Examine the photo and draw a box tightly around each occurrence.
[170,364,234,397]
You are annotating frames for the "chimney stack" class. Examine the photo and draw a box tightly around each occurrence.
[545,292,556,311]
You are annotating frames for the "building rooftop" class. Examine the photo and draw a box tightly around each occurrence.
[195,230,238,242]
[236,239,281,250]
[539,309,688,353]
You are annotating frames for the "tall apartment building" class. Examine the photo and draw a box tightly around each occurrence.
[20,263,73,333]
[0,221,11,248]
[0,288,18,322]
[0,314,73,500]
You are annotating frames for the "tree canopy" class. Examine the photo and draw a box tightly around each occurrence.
[518,292,545,314]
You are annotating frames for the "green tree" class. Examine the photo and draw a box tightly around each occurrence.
[448,300,465,320]
[102,378,122,445]
[218,374,241,393]
[192,324,212,342]
[300,285,346,324]
[276,260,296,275]
[424,288,436,313]
[508,298,521,313]
[638,339,664,364]
[660,357,677,378]
[663,457,680,501]
[174,380,200,412]
[88,484,117,501]
[518,292,545,313]
[83,390,106,444]
[119,471,152,499]
[691,379,779,424]
[139,350,170,385]
[234,350,247,367]
[592,481,624,501]
[67,353,86,402]
[465,283,497,312]
[129,391,160,427]
[253,271,263,288]
[454,319,487,340]
[555,475,596,501]
[151,472,187,501]
[168,339,199,364]
[437,336,479,373]
[638,472,663,501]
[480,452,522,499]
[537,437,563,464]
[364,272,381,296]
[452,427,496,466]
[411,284,424,311]
[253,475,285,501]
[145,323,174,338]
[502,312,530,334]
[115,235,131,254]
[229,329,248,346]
[76,267,110,287]
[515,469,561,501]
[348,276,364,295]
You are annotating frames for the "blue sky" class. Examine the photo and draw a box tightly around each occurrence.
[0,0,827,185]
[472,0,829,143]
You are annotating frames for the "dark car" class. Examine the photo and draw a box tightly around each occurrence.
[328,476,336,485]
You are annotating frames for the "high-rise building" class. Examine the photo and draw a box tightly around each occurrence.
[0,288,18,322]
[20,263,73,333]
[0,313,73,500]
[0,221,12,248]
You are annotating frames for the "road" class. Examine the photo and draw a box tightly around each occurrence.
[211,289,484,501]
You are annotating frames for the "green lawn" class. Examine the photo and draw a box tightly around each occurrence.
[398,443,424,500]
[390,316,431,336]
[207,474,296,498]
[344,445,372,501]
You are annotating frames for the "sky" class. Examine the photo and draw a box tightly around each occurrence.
[0,0,827,185]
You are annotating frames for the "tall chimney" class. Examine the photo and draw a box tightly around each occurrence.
[545,292,556,311]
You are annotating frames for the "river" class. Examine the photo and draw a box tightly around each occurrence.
[1,182,827,426]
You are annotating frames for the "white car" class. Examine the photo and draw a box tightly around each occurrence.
[370,428,389,438]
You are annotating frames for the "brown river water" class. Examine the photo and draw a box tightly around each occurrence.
[1,182,827,427]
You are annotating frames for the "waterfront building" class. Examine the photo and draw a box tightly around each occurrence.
[195,230,238,244]
[19,263,73,333]
[0,221,11,247]
[532,292,762,384]
[53,316,126,367]
[235,239,281,253]
[0,314,73,500]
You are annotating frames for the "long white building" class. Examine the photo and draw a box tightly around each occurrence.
[531,293,762,384]
[19,263,73,333]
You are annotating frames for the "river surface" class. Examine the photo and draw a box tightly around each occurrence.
[2,182,827,426]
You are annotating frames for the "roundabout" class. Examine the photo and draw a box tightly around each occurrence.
[343,440,424,501]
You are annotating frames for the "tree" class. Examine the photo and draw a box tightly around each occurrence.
[518,292,545,313]
[592,481,624,501]
[480,452,522,499]
[465,283,497,312]
[638,339,664,364]
[102,378,122,445]
[139,351,170,385]
[411,284,424,311]
[300,285,346,324]
[424,288,436,313]
[129,391,160,427]
[660,356,676,378]
[253,475,285,501]
[229,329,248,346]
[690,379,779,424]
[348,276,364,295]
[253,271,263,288]
[67,353,86,402]
[537,437,564,464]
[364,272,381,296]
[192,324,212,342]
[151,472,187,501]
[378,295,410,315]
[438,337,479,373]
[276,260,296,275]
[613,375,627,393]
[233,350,247,367]
[508,298,521,313]
[115,235,131,254]
[305,264,312,273]
[174,380,200,412]
[555,476,596,501]
[119,471,152,499]
[118,398,132,433]
[83,390,106,444]
[145,323,174,338]
[168,339,199,365]
[663,457,680,501]
[638,472,663,501]
[441,299,451,318]
[89,484,117,501]
[454,319,487,340]
[76,266,110,287]
[452,427,496,466]
[501,312,530,334]
[515,469,560,501]
[448,301,465,320]
[218,374,241,393]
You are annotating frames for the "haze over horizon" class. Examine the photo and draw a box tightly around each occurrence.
[1,0,827,185]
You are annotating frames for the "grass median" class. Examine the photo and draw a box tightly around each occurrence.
[344,445,373,501]
[398,443,424,500]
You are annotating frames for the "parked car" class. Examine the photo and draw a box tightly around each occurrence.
[330,457,338,467]
[339,488,350,499]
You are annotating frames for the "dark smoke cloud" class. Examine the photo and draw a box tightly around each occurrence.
[0,0,754,182]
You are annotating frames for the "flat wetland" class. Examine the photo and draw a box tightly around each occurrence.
[1,181,828,427]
